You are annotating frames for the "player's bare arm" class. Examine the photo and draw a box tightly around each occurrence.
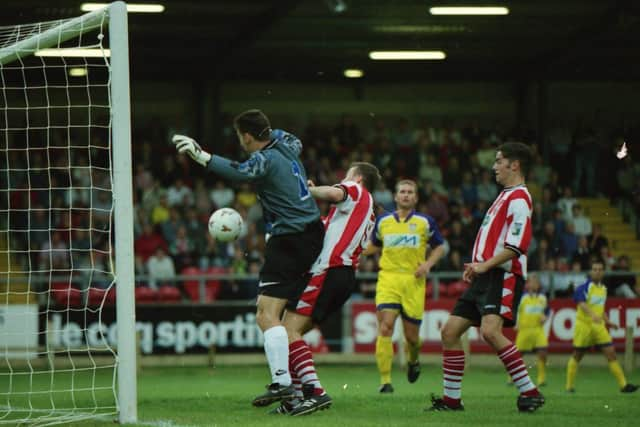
[415,244,446,278]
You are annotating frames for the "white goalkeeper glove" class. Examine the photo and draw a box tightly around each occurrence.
[172,134,212,167]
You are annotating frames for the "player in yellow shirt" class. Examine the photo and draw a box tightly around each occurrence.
[363,179,446,393]
[513,273,549,386]
[565,259,638,393]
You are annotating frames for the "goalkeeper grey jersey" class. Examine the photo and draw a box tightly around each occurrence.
[207,129,320,236]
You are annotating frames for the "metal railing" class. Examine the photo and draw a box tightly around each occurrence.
[2,270,638,304]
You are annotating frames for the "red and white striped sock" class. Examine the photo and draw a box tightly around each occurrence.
[442,349,465,407]
[290,339,325,396]
[498,343,539,396]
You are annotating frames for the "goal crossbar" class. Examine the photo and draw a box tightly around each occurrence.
[0,7,108,66]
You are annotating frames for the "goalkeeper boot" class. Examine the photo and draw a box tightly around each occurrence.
[517,393,545,412]
[252,383,295,407]
[621,384,639,393]
[290,393,332,416]
[407,361,421,383]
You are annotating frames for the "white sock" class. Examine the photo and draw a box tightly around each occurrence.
[263,325,291,386]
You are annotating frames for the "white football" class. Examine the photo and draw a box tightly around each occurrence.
[208,208,243,242]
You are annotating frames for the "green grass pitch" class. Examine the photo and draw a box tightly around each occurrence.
[3,360,640,426]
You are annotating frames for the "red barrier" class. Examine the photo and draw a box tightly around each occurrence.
[351,298,640,353]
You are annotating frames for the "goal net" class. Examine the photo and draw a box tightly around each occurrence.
[0,2,136,425]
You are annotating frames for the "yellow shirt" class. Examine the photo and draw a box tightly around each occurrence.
[517,292,548,329]
[573,280,607,324]
[372,210,443,274]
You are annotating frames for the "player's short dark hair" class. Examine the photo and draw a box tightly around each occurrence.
[234,109,272,141]
[351,162,380,192]
[497,142,533,177]
[591,257,605,268]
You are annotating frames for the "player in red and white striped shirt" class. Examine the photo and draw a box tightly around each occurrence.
[428,142,545,413]
[273,162,380,416]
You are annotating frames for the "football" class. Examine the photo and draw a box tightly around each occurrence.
[208,208,243,242]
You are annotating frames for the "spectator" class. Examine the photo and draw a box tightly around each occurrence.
[167,178,194,207]
[39,231,69,270]
[539,186,557,225]
[184,207,207,254]
[530,151,551,188]
[556,186,577,221]
[424,192,449,230]
[161,208,184,243]
[528,238,550,272]
[476,170,498,203]
[169,225,195,272]
[150,193,170,225]
[146,246,176,290]
[192,178,213,215]
[560,222,579,259]
[418,153,445,194]
[571,236,591,271]
[210,180,235,209]
[134,255,148,287]
[541,220,562,258]
[135,223,168,262]
[134,163,153,197]
[442,157,462,189]
[446,220,471,261]
[440,249,464,277]
[599,245,616,271]
[236,182,258,209]
[588,223,609,257]
[608,255,637,298]
[460,171,478,206]
[557,261,587,297]
[571,204,592,238]
[526,170,542,203]
[373,180,394,212]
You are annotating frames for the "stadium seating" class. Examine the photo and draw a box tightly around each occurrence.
[446,280,469,299]
[181,266,225,302]
[135,286,158,303]
[87,287,116,306]
[157,285,181,302]
[426,281,447,299]
[50,282,82,307]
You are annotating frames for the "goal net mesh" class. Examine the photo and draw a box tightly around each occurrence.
[0,8,119,426]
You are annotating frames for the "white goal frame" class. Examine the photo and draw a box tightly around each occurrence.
[0,1,137,424]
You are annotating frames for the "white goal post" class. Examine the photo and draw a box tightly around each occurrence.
[0,1,136,425]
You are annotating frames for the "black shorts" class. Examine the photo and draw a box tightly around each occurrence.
[286,266,356,324]
[258,220,324,300]
[451,268,524,327]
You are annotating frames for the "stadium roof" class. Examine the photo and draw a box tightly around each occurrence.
[2,0,639,82]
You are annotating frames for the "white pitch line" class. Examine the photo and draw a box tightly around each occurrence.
[138,420,204,427]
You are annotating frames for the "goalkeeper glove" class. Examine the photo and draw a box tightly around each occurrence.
[172,134,212,167]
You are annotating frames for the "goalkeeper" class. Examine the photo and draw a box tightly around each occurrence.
[173,109,324,407]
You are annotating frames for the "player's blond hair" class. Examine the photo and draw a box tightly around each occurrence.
[395,179,417,194]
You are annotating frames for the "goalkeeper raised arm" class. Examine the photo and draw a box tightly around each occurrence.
[173,109,325,409]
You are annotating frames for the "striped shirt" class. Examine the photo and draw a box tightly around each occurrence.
[472,184,532,278]
[310,181,375,274]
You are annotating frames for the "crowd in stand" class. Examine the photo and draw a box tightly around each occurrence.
[2,114,639,301]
